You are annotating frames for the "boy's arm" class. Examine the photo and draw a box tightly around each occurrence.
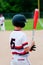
[22,34,36,53]
[24,41,35,52]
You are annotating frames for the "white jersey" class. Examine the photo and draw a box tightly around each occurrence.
[0,16,5,25]
[9,31,29,56]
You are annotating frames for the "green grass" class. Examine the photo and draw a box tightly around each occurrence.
[5,18,43,30]
[5,19,15,30]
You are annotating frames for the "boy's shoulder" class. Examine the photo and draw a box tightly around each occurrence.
[10,31,26,36]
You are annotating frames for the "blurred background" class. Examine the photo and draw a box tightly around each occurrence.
[0,0,43,30]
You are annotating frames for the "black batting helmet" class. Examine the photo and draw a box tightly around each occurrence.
[12,14,26,28]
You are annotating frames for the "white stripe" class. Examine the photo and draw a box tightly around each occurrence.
[35,9,39,11]
[39,19,43,27]
[23,45,29,48]
[11,49,25,53]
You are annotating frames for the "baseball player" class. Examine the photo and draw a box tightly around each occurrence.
[0,14,5,31]
[9,14,36,65]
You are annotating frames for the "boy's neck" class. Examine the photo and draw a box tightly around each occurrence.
[14,26,22,31]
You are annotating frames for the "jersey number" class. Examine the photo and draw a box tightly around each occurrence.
[10,38,15,49]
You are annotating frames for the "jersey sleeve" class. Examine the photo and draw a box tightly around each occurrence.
[22,34,29,48]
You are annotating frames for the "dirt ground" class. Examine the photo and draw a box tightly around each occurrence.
[0,30,43,65]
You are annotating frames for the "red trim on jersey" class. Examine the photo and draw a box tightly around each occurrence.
[15,46,23,49]
[11,42,28,50]
[22,42,28,46]
[18,59,25,61]
[14,42,28,49]
[12,51,29,55]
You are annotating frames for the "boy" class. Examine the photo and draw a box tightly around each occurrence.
[9,14,35,65]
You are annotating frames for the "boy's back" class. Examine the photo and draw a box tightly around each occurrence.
[9,31,29,56]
